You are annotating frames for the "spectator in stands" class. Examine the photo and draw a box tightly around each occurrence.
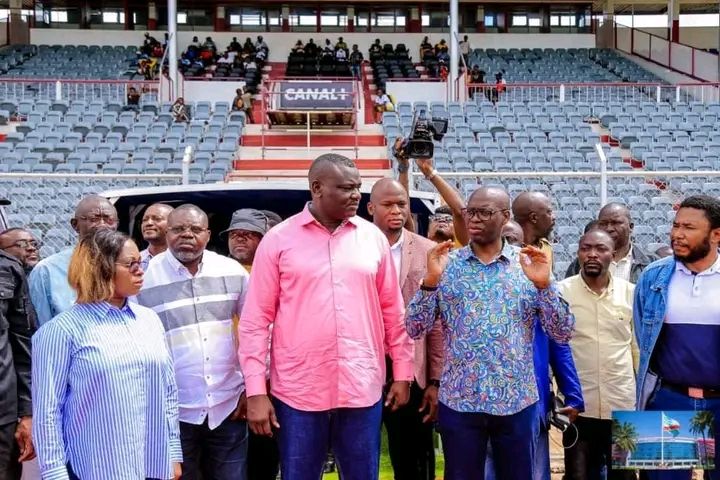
[229,36,241,52]
[244,57,258,73]
[335,47,347,63]
[369,39,383,56]
[468,65,486,99]
[349,45,364,79]
[558,230,636,480]
[124,86,141,111]
[438,60,449,81]
[203,36,217,53]
[336,37,348,51]
[292,40,304,53]
[322,39,334,60]
[218,53,233,64]
[33,229,182,480]
[420,36,433,59]
[512,191,556,262]
[0,228,40,273]
[0,242,36,480]
[565,203,655,283]
[459,35,471,65]
[255,35,268,52]
[142,32,159,56]
[243,37,256,55]
[434,39,448,55]
[489,71,506,104]
[304,38,318,57]
[406,186,574,480]
[368,178,442,480]
[374,88,393,124]
[29,195,118,326]
[239,87,254,123]
[655,244,673,258]
[232,88,244,112]
[634,195,720,480]
[239,154,413,480]
[137,205,250,480]
[140,203,174,271]
[502,220,524,247]
[171,97,190,123]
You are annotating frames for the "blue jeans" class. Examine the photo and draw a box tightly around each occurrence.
[643,385,720,480]
[179,415,249,480]
[439,402,539,480]
[351,64,361,79]
[273,397,383,480]
[485,412,550,480]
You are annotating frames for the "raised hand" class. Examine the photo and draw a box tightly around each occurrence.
[519,245,551,289]
[424,240,453,287]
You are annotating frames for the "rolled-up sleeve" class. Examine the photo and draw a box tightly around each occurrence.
[534,283,575,344]
[32,322,72,480]
[238,235,279,397]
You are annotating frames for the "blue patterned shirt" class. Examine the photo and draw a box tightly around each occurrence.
[32,301,182,480]
[406,243,575,415]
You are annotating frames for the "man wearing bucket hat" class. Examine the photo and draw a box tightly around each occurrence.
[222,209,279,273]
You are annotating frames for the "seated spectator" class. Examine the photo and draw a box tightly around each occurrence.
[292,40,305,53]
[228,36,241,52]
[349,45,364,79]
[190,36,200,48]
[171,97,190,123]
[322,39,334,59]
[151,43,164,58]
[438,61,449,81]
[203,36,216,53]
[369,38,383,55]
[232,88,244,112]
[467,65,486,99]
[255,47,267,63]
[437,50,450,64]
[124,86,141,111]
[141,32,159,56]
[217,53,233,64]
[244,57,258,72]
[335,47,347,62]
[243,37,256,54]
[374,87,393,123]
[255,35,268,51]
[336,37,348,51]
[420,36,433,58]
[435,39,448,54]
[305,38,319,57]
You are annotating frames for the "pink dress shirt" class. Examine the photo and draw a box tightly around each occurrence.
[238,204,414,411]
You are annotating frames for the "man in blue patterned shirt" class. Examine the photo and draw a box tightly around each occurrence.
[406,186,575,480]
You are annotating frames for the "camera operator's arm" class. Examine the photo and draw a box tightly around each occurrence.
[414,157,469,246]
[393,137,416,232]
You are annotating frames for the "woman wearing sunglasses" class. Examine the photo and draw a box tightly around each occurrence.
[32,229,182,480]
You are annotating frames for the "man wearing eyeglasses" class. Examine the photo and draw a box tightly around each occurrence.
[29,195,118,326]
[0,229,40,273]
[136,204,251,480]
[406,187,575,479]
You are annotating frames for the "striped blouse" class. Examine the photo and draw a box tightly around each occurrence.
[32,301,182,480]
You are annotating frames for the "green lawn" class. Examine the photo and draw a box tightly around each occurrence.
[323,427,444,479]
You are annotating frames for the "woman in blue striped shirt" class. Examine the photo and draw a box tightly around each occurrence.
[32,229,182,480]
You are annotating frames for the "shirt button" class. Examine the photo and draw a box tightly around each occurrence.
[203,338,208,342]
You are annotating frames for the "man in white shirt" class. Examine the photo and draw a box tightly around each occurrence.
[136,204,250,480]
[558,230,636,480]
[140,203,173,271]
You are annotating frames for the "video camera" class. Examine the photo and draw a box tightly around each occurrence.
[392,109,448,159]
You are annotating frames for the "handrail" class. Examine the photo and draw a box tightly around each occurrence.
[615,21,719,57]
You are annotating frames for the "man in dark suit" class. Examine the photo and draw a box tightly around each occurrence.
[368,178,443,480]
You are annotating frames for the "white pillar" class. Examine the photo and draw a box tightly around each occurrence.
[449,0,459,101]
[168,0,178,100]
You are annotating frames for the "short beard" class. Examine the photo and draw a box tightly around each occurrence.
[674,236,712,264]
[172,250,203,265]
[582,268,602,278]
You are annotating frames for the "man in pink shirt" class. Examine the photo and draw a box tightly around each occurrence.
[238,154,414,480]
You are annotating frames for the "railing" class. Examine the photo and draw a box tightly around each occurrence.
[464,81,720,103]
[615,21,720,82]
[0,78,161,103]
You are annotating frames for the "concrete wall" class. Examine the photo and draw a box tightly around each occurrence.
[639,27,719,50]
[29,29,596,62]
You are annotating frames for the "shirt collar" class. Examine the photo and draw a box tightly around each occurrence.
[390,230,405,251]
[81,300,137,319]
[617,244,633,264]
[579,273,614,297]
[458,240,514,264]
[299,202,360,229]
[165,249,204,275]
[675,251,720,276]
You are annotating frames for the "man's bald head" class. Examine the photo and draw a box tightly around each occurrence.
[598,202,632,223]
[502,220,524,246]
[368,178,409,236]
[511,191,556,244]
[597,202,633,251]
[466,187,511,246]
[168,204,209,227]
[468,186,511,210]
[71,195,118,238]
[308,153,357,185]
[307,153,362,224]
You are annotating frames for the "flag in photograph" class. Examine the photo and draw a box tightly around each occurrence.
[663,413,681,438]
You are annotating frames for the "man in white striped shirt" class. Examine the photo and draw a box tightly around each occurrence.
[136,204,250,480]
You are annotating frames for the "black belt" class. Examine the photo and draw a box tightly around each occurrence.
[663,380,720,399]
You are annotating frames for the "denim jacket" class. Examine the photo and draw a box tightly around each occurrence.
[633,256,675,410]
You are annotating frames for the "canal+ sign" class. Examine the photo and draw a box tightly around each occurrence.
[279,81,354,110]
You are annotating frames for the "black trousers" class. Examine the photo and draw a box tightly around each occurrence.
[248,430,280,480]
[382,382,436,480]
[563,416,636,480]
[0,421,21,480]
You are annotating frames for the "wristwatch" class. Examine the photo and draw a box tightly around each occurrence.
[427,379,440,388]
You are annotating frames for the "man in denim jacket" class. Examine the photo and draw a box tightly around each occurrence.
[634,195,720,480]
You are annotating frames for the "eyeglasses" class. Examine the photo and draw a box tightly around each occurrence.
[168,225,208,236]
[115,260,143,274]
[5,240,39,250]
[76,214,118,225]
[429,214,453,223]
[463,208,509,221]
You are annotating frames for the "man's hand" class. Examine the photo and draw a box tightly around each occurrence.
[385,381,411,411]
[15,416,35,462]
[393,137,410,170]
[519,245,551,289]
[419,385,439,423]
[424,240,453,287]
[558,406,580,423]
[414,157,434,177]
[230,392,247,421]
[172,462,182,480]
[247,395,280,436]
